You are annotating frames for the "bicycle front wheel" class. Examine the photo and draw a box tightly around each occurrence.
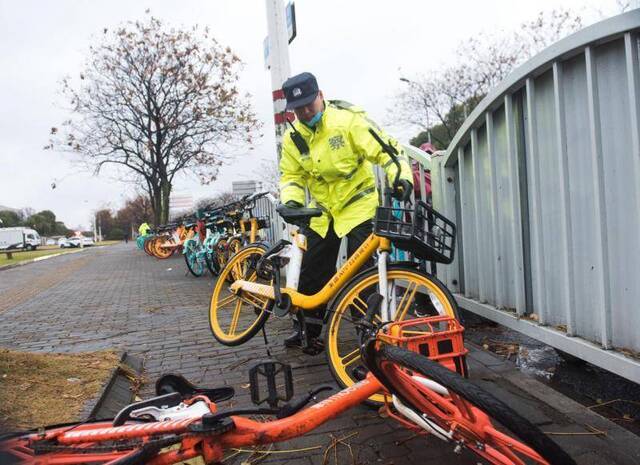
[325,265,459,405]
[371,344,576,465]
[209,243,272,346]
[184,243,205,277]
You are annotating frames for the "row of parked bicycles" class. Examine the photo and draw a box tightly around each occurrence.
[135,192,272,278]
[0,130,576,464]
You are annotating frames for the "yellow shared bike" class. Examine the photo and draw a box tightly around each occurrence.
[209,130,458,403]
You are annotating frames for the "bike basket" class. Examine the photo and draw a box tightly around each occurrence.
[373,201,456,264]
[257,216,271,230]
[380,315,468,377]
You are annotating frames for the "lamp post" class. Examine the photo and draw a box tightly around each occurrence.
[399,77,432,143]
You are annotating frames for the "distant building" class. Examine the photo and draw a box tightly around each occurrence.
[232,181,258,196]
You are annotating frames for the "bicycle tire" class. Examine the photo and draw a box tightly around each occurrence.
[152,237,173,259]
[325,264,459,405]
[143,237,155,257]
[209,243,272,346]
[184,243,205,277]
[205,252,221,276]
[370,344,576,465]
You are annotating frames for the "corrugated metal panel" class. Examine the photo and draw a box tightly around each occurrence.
[436,10,640,383]
[599,37,640,351]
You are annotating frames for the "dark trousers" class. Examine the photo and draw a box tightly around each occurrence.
[296,219,373,337]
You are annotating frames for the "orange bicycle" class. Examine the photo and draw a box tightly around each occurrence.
[0,296,575,465]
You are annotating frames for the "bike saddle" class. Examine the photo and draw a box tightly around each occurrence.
[276,204,322,222]
[155,373,235,403]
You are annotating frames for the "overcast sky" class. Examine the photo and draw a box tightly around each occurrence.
[0,0,624,229]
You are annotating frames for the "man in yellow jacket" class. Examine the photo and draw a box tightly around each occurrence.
[138,222,151,236]
[279,72,413,348]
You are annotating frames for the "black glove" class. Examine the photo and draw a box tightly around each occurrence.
[393,179,413,202]
[285,200,303,208]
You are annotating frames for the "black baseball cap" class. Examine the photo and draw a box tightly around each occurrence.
[283,72,319,109]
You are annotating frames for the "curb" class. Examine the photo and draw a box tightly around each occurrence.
[83,352,144,420]
[467,341,640,464]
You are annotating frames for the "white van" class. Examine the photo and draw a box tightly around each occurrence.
[0,227,41,250]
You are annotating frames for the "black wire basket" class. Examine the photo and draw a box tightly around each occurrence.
[374,200,456,264]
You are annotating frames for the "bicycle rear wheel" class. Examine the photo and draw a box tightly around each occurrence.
[369,344,576,465]
[209,243,272,346]
[205,251,221,276]
[153,237,174,259]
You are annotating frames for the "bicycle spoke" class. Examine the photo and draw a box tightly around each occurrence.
[394,281,418,321]
[351,296,367,316]
[449,392,477,423]
[340,348,361,368]
[240,293,268,309]
[228,299,243,336]
[217,294,236,308]
[351,296,382,323]
[232,261,243,281]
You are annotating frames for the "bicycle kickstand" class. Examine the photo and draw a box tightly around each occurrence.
[296,312,324,356]
[261,325,273,358]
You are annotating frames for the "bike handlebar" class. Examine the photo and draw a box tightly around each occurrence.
[368,128,401,192]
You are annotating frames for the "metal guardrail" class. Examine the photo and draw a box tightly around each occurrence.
[431,10,640,383]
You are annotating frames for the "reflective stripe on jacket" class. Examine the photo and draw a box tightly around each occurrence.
[279,100,412,238]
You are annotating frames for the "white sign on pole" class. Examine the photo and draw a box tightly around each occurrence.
[263,36,270,70]
[286,2,297,44]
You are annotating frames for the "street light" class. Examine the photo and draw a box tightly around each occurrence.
[399,76,431,144]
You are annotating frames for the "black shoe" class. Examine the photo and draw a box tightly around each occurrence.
[302,338,324,356]
[284,331,303,348]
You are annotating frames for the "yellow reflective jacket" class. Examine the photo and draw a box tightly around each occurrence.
[279,100,412,238]
[138,222,150,236]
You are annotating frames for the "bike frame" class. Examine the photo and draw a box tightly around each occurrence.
[239,217,260,244]
[2,365,550,465]
[229,232,393,317]
[1,376,382,465]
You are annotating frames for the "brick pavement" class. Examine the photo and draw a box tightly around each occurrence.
[1,243,638,465]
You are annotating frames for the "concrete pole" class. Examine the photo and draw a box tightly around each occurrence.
[265,0,292,160]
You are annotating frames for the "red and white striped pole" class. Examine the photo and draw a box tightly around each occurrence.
[265,0,294,160]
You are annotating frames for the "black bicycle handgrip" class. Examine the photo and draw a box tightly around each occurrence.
[368,128,402,190]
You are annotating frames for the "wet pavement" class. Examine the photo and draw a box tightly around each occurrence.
[1,243,639,464]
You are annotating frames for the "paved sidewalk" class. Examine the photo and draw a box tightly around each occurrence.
[0,243,638,464]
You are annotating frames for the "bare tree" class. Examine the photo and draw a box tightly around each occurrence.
[47,15,260,224]
[615,1,632,13]
[252,158,280,195]
[391,8,583,147]
[195,192,238,211]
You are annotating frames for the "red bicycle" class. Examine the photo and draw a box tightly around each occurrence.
[0,295,575,465]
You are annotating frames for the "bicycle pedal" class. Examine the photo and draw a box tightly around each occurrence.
[249,360,294,408]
